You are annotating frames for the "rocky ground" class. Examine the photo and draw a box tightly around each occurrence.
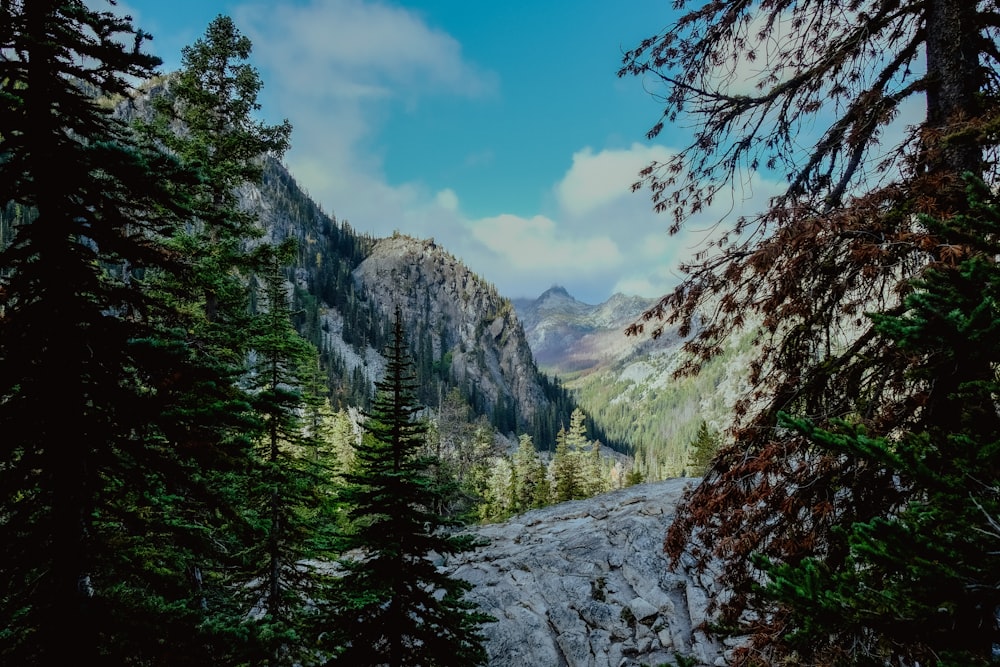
[442,478,729,667]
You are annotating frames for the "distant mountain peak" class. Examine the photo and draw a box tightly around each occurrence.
[539,285,571,299]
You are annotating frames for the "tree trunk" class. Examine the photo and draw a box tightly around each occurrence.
[925,0,984,189]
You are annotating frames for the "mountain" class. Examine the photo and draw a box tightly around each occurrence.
[352,233,553,434]
[105,77,607,449]
[99,71,742,468]
[512,286,658,375]
[252,165,578,445]
[514,288,752,479]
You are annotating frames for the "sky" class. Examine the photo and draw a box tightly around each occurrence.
[116,0,784,304]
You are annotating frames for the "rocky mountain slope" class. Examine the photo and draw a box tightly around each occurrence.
[512,286,657,375]
[444,479,730,667]
[514,288,753,478]
[353,234,550,431]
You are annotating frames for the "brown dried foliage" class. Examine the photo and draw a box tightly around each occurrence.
[620,0,1000,662]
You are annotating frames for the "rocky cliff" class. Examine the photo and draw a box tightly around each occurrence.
[354,233,552,430]
[444,479,731,667]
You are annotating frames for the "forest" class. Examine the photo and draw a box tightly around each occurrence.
[0,4,637,665]
[4,0,1000,666]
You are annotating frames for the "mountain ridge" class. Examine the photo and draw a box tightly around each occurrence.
[514,286,751,479]
[512,286,657,375]
[114,77,641,454]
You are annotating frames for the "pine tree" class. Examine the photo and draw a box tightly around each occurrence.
[0,1,245,662]
[685,421,720,478]
[586,439,607,497]
[552,409,590,502]
[621,1,1000,660]
[325,409,359,479]
[141,14,291,336]
[477,456,515,523]
[550,427,575,503]
[137,17,301,658]
[512,434,544,513]
[756,178,1000,665]
[241,242,336,664]
[322,309,490,666]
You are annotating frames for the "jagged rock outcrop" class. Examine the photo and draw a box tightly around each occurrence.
[353,234,549,427]
[443,479,728,667]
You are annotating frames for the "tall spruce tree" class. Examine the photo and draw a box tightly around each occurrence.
[685,421,721,478]
[758,179,1000,665]
[138,17,300,657]
[512,434,545,513]
[242,242,336,665]
[142,13,291,338]
[620,1,1000,661]
[322,308,490,667]
[0,1,244,663]
[552,409,589,502]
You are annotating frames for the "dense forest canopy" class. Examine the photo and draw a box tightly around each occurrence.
[622,0,1000,664]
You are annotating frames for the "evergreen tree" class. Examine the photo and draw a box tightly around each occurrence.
[242,242,336,664]
[586,439,607,497]
[551,427,582,503]
[756,179,1000,665]
[323,309,490,666]
[0,1,243,662]
[141,14,291,336]
[512,434,545,513]
[477,456,515,523]
[325,409,359,479]
[550,427,571,502]
[551,409,590,502]
[135,16,299,660]
[685,421,720,478]
[532,456,553,507]
[621,1,1000,660]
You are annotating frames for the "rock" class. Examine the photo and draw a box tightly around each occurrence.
[686,582,711,630]
[354,234,550,431]
[444,479,727,666]
[628,597,659,623]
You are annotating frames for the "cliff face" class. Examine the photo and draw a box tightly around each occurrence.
[353,234,549,428]
[443,479,730,667]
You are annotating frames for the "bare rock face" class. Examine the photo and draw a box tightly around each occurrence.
[353,234,548,426]
[442,479,725,667]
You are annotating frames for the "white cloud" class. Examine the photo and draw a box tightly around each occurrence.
[555,144,677,217]
[227,0,497,243]
[226,1,782,305]
[468,214,622,271]
[547,144,784,301]
[237,0,496,102]
[435,188,459,211]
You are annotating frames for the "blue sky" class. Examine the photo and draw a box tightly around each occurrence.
[117,0,782,304]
